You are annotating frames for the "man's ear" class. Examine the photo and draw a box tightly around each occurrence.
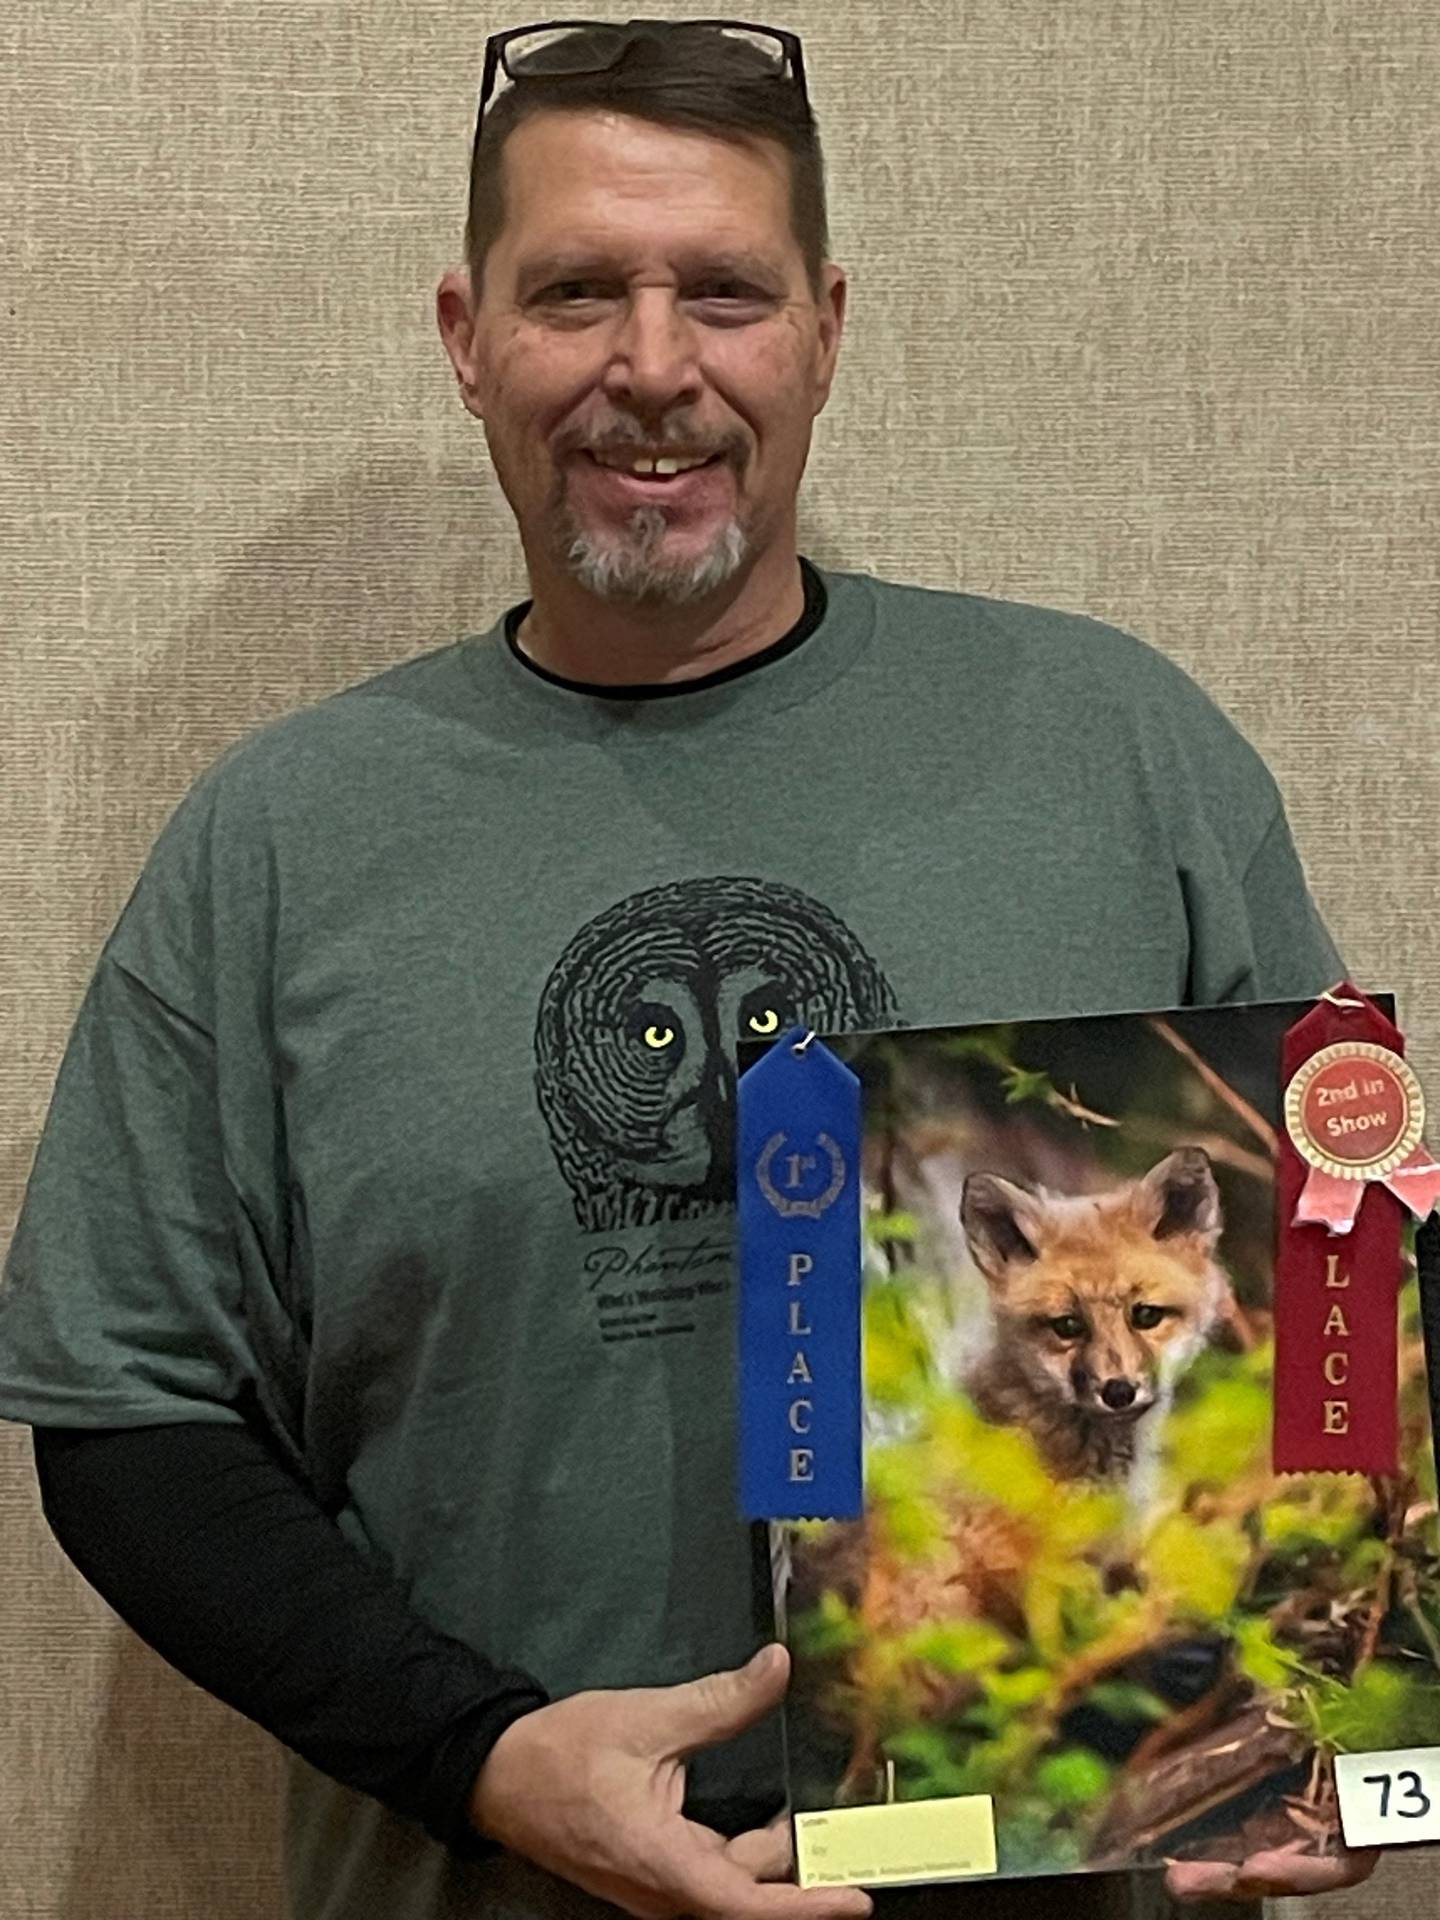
[437,266,486,423]
[961,1172,1042,1290]
[810,261,847,418]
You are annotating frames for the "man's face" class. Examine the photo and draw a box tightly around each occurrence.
[439,109,845,606]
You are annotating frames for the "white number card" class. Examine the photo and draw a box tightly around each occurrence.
[1334,1748,1440,1848]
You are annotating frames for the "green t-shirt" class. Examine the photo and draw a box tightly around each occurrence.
[0,565,1339,1920]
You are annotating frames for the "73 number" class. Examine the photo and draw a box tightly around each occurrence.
[1362,1770,1433,1820]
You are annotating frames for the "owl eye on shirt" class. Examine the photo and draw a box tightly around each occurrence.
[626,1001,686,1062]
[738,983,795,1039]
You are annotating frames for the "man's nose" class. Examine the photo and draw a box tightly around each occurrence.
[601,291,704,412]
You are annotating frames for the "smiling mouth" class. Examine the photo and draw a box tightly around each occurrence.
[578,449,726,480]
[568,450,734,515]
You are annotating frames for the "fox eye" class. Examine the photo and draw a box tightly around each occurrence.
[1130,1303,1167,1330]
[1049,1313,1087,1340]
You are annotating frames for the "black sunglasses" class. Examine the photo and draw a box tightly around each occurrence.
[472,17,809,157]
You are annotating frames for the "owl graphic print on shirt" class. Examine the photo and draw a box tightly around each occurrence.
[534,876,897,1233]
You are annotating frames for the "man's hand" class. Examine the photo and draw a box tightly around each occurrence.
[1166,1841,1381,1903]
[469,1643,873,1920]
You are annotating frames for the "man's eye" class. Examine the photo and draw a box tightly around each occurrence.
[541,280,768,303]
[691,282,768,308]
[746,1009,780,1036]
[1049,1314,1087,1341]
[643,1025,676,1050]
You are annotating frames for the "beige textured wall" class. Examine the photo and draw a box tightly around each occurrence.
[3,2,1436,1915]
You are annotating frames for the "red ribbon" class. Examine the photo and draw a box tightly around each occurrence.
[1295,1153,1440,1233]
[1272,985,1416,1475]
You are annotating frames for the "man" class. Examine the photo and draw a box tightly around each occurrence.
[0,18,1378,1920]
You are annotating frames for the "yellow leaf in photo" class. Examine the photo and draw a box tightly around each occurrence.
[1145,1512,1249,1618]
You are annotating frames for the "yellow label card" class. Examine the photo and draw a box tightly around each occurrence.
[794,1796,999,1889]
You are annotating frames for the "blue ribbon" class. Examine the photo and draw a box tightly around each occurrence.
[737,1027,862,1520]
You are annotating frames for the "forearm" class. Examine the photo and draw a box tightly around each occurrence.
[32,1420,547,1851]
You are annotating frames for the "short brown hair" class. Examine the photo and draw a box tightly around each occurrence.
[465,23,830,299]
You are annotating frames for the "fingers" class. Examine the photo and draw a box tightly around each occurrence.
[1165,1844,1381,1903]
[724,1812,793,1882]
[666,1832,872,1920]
[1230,1845,1380,1900]
[649,1644,792,1758]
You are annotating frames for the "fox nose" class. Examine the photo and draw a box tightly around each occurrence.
[1100,1378,1137,1410]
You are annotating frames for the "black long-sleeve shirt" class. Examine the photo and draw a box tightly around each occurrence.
[32,1419,549,1853]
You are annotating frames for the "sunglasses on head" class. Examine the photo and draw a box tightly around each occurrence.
[472,17,809,156]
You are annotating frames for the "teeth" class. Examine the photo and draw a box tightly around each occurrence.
[594,453,711,476]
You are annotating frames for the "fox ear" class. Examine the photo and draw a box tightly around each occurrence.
[1135,1147,1221,1243]
[961,1173,1042,1285]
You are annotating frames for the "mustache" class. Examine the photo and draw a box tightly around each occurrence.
[555,420,748,465]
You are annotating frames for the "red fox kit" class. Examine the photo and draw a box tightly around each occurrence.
[960,1145,1231,1488]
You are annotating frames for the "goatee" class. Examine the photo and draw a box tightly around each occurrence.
[554,502,749,607]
